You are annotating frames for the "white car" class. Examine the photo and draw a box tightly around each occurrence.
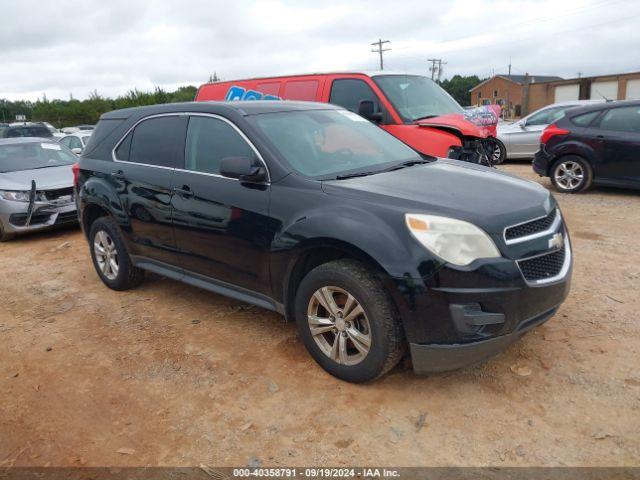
[494,100,605,162]
[58,131,92,155]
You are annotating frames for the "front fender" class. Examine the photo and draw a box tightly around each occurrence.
[270,204,444,302]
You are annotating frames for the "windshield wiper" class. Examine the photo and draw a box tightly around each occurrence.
[335,159,431,180]
[413,114,439,121]
[335,171,381,180]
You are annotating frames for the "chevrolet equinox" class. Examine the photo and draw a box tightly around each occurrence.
[76,101,572,382]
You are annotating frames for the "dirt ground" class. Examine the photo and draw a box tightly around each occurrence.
[1,163,639,468]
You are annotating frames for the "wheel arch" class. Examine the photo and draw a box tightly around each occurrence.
[280,238,391,323]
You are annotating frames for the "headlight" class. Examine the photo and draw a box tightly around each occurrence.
[0,190,47,202]
[405,213,501,266]
[0,190,30,202]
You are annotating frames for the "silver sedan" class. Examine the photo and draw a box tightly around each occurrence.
[492,100,605,163]
[0,138,78,241]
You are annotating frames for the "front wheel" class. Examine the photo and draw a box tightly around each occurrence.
[294,259,405,383]
[488,138,507,165]
[550,155,593,193]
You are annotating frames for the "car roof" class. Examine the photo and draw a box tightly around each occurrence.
[0,137,57,146]
[564,99,640,117]
[62,131,92,137]
[100,100,342,121]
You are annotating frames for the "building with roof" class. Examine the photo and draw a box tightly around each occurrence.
[470,71,640,118]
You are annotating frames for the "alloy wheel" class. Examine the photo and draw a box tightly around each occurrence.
[94,230,119,280]
[307,286,371,366]
[554,161,584,190]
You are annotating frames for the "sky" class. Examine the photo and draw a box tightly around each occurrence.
[1,0,640,101]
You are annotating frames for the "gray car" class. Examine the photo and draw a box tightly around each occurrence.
[0,138,78,241]
[494,100,605,162]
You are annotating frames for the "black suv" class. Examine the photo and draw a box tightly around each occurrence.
[534,100,640,193]
[76,101,572,382]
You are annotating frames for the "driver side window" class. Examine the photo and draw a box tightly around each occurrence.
[329,79,379,115]
[526,107,565,126]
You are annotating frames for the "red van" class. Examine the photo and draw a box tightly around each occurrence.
[196,72,502,163]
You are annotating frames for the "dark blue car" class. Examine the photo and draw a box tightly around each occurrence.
[533,100,640,193]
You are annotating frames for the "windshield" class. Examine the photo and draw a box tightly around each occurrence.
[248,109,422,179]
[0,142,76,173]
[373,75,463,122]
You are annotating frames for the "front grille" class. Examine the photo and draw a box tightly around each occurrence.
[42,187,74,202]
[505,209,557,241]
[518,245,566,282]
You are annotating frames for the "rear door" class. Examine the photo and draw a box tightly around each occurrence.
[594,105,640,185]
[111,114,187,265]
[170,114,274,296]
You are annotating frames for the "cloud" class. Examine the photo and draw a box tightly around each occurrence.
[1,0,639,100]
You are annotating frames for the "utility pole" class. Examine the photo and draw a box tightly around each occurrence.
[371,39,391,70]
[428,58,447,81]
[508,57,512,76]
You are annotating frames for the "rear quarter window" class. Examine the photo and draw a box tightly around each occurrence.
[570,111,600,127]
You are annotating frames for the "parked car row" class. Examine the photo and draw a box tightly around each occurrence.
[3,72,638,381]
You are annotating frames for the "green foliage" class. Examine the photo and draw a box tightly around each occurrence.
[439,75,484,106]
[0,85,198,128]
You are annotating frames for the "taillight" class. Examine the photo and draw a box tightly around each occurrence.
[540,123,570,145]
[72,162,80,186]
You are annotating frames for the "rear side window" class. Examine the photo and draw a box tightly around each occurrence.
[599,106,640,133]
[282,80,319,101]
[329,79,378,113]
[184,116,254,175]
[124,116,186,168]
[570,111,600,127]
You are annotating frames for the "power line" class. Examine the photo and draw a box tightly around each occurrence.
[371,39,391,70]
[427,58,447,81]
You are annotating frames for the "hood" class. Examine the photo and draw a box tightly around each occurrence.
[0,165,73,191]
[416,105,501,138]
[322,159,554,234]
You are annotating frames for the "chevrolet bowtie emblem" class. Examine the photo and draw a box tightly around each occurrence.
[549,232,564,250]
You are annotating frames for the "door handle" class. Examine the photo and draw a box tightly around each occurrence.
[111,170,125,180]
[173,185,194,198]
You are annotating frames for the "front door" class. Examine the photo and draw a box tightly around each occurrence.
[510,105,568,157]
[171,114,275,296]
[110,114,187,265]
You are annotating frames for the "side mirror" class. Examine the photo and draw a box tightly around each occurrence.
[220,156,267,183]
[358,100,384,123]
[518,120,526,129]
[71,147,82,155]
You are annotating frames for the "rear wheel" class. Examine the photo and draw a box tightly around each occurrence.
[550,155,593,193]
[89,217,144,290]
[294,259,405,383]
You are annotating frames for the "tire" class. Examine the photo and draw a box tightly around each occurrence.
[89,217,144,290]
[0,222,15,242]
[488,138,507,165]
[550,155,593,193]
[294,259,405,383]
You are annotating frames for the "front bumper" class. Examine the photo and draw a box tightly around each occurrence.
[0,200,78,235]
[383,225,572,373]
[410,305,557,373]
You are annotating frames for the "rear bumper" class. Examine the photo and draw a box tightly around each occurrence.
[410,306,557,373]
[533,147,552,176]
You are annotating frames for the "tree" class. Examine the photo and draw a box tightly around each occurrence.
[439,75,484,106]
[0,85,199,128]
